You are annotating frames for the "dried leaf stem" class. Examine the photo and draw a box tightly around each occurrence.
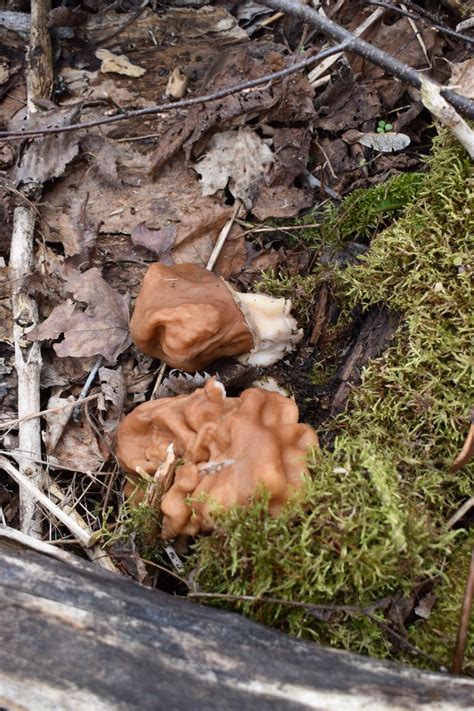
[451,548,474,674]
[187,591,441,666]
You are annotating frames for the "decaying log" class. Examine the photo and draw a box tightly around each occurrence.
[1,528,473,710]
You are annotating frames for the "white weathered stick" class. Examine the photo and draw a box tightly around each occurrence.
[9,0,53,536]
[421,78,474,158]
[308,7,385,86]
[206,201,241,272]
[0,456,93,547]
[10,207,44,536]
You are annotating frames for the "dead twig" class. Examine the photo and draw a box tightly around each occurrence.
[0,394,100,432]
[0,456,93,547]
[451,548,474,675]
[260,0,474,118]
[366,0,474,45]
[187,591,442,665]
[9,0,53,537]
[0,43,348,140]
[96,0,149,44]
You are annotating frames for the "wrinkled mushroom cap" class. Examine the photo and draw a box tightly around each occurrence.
[117,379,318,538]
[130,263,254,372]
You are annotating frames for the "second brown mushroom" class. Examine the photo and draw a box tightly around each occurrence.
[117,378,318,538]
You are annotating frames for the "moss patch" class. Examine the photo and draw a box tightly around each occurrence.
[187,131,473,671]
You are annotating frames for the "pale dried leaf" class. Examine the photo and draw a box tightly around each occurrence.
[29,268,131,362]
[358,132,411,152]
[414,592,436,620]
[154,371,213,399]
[42,395,75,453]
[195,128,274,209]
[12,106,81,184]
[99,366,126,432]
[449,58,474,99]
[130,222,176,257]
[47,418,105,472]
[96,48,146,77]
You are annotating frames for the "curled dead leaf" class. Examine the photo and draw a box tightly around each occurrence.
[29,268,131,363]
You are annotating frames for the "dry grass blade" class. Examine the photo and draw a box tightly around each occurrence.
[451,548,474,674]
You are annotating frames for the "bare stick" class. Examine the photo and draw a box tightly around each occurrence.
[10,0,53,537]
[451,548,474,675]
[260,0,474,118]
[308,7,385,86]
[0,456,93,547]
[421,78,474,158]
[26,0,52,113]
[48,482,118,572]
[10,208,44,536]
[0,394,100,432]
[206,202,242,272]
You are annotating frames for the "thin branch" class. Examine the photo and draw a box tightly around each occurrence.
[260,0,474,119]
[0,393,100,432]
[0,43,348,140]
[0,456,93,547]
[366,0,474,45]
[451,548,474,674]
[187,591,441,665]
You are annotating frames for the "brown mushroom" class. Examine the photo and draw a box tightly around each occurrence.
[117,378,318,538]
[130,263,302,372]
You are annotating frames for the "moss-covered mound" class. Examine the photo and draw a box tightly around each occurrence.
[187,131,473,671]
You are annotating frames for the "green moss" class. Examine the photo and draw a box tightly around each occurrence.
[187,131,473,670]
[255,271,318,326]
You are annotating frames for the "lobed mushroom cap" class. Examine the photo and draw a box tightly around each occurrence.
[129,263,254,372]
[117,379,318,538]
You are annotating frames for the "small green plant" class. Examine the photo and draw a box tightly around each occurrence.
[377,119,394,133]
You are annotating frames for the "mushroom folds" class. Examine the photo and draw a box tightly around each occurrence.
[117,379,318,538]
[130,263,302,372]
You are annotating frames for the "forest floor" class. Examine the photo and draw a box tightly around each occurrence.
[0,0,472,677]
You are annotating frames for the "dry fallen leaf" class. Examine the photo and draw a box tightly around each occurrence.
[29,268,131,362]
[42,395,75,453]
[358,132,411,152]
[130,222,176,257]
[99,366,126,433]
[195,128,274,209]
[11,105,81,184]
[96,48,146,77]
[449,59,474,100]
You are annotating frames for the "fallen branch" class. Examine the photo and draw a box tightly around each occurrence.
[421,78,474,158]
[187,591,441,666]
[0,393,100,432]
[0,43,349,139]
[451,548,474,675]
[9,0,52,536]
[260,0,474,118]
[0,456,93,547]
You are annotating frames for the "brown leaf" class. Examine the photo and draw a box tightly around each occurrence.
[195,128,274,209]
[29,268,131,363]
[99,366,126,433]
[12,106,81,185]
[449,59,474,100]
[47,418,105,473]
[252,185,313,221]
[42,395,75,453]
[130,222,176,257]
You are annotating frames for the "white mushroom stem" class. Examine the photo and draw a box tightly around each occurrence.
[231,291,303,366]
